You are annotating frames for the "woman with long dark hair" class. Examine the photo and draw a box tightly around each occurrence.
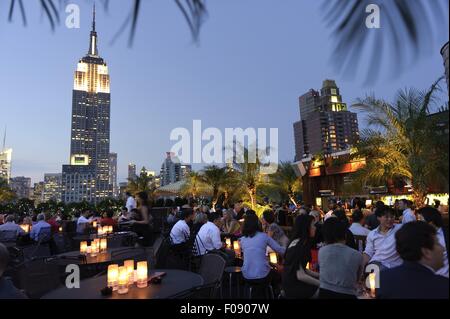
[282,214,320,299]
[131,192,154,246]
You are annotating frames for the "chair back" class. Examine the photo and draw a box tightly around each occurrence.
[354,235,367,253]
[199,253,226,286]
[37,227,52,242]
[0,230,17,242]
[16,258,61,299]
[21,243,51,261]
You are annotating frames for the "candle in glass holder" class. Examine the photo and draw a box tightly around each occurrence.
[58,226,63,232]
[269,252,278,264]
[93,221,97,228]
[368,273,376,298]
[86,245,92,255]
[100,238,107,252]
[233,241,241,256]
[108,226,113,234]
[136,261,148,288]
[80,241,88,254]
[225,238,231,249]
[97,226,104,236]
[107,264,119,291]
[124,260,135,285]
[20,224,29,233]
[118,266,129,295]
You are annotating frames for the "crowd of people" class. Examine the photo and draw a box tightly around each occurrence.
[1,194,449,299]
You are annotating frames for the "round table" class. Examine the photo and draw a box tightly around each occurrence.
[55,247,145,265]
[41,269,204,299]
[73,231,136,242]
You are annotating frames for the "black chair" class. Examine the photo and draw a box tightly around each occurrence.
[0,230,18,243]
[14,257,61,299]
[244,278,275,299]
[168,282,219,299]
[198,253,226,298]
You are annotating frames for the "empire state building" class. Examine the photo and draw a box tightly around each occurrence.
[62,6,112,203]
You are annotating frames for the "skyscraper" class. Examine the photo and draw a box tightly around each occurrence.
[293,80,359,161]
[160,152,192,186]
[62,6,112,203]
[10,176,31,199]
[109,153,118,198]
[128,163,137,182]
[0,148,12,183]
[43,173,62,202]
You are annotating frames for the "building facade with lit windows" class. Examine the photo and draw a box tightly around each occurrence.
[62,7,112,203]
[0,148,12,183]
[160,152,192,186]
[43,173,62,202]
[128,163,137,182]
[109,153,118,198]
[293,80,359,161]
[10,176,31,199]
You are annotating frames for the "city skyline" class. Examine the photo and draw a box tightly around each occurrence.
[0,1,448,184]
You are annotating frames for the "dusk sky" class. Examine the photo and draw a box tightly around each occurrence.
[0,0,448,184]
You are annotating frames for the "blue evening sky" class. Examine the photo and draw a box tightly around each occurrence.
[0,0,448,183]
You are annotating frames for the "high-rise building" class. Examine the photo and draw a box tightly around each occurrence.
[0,148,12,182]
[43,173,62,202]
[293,80,359,161]
[441,41,449,93]
[128,163,137,182]
[62,6,112,203]
[109,153,118,198]
[10,176,31,199]
[31,182,45,204]
[160,152,192,186]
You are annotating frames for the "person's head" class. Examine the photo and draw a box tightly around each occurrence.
[309,210,321,223]
[262,210,275,226]
[136,192,149,207]
[121,206,127,213]
[81,209,90,217]
[37,213,46,222]
[234,201,243,213]
[328,200,337,210]
[332,209,349,227]
[291,214,316,242]
[223,209,234,221]
[297,208,308,216]
[242,213,262,238]
[126,192,132,197]
[182,208,195,222]
[417,206,444,229]
[375,206,395,229]
[0,243,9,278]
[201,205,210,214]
[352,209,365,225]
[374,200,385,213]
[396,221,444,271]
[322,217,347,244]
[209,212,223,228]
[433,199,441,208]
[106,210,114,219]
[6,215,15,223]
[398,199,411,210]
[194,212,208,225]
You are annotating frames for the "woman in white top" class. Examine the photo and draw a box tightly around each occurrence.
[417,206,449,278]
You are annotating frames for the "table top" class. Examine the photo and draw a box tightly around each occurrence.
[72,231,137,242]
[56,247,144,265]
[41,269,204,299]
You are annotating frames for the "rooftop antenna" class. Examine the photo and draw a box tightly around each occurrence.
[2,126,6,151]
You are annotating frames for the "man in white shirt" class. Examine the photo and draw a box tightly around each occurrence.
[29,213,51,242]
[76,209,92,234]
[195,213,224,255]
[126,192,136,213]
[0,215,25,240]
[349,210,370,236]
[363,207,403,269]
[170,209,195,245]
[399,199,416,224]
[324,200,337,221]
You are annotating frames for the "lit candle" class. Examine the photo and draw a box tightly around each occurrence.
[269,252,278,264]
[108,226,113,234]
[98,226,104,236]
[93,221,97,228]
[80,241,88,254]
[136,261,148,288]
[369,273,376,298]
[107,264,119,291]
[225,238,231,249]
[58,226,63,232]
[86,245,92,255]
[100,238,107,252]
[124,260,135,285]
[20,224,29,233]
[233,241,241,257]
[118,266,129,295]
[306,262,310,270]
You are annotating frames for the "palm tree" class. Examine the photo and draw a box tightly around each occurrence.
[126,167,157,202]
[199,165,230,209]
[0,179,16,204]
[351,78,448,207]
[269,161,302,206]
[181,171,208,200]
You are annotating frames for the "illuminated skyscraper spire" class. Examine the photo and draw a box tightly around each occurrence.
[88,3,98,56]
